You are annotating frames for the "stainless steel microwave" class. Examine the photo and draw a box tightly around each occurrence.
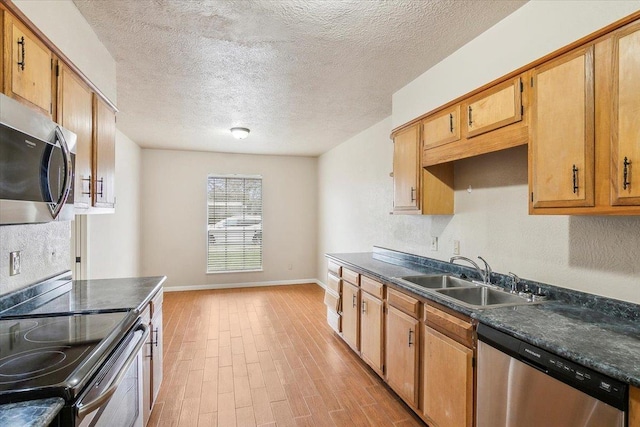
[0,93,76,224]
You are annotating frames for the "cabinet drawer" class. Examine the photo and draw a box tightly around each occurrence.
[425,304,473,348]
[387,288,420,318]
[327,307,341,333]
[328,260,342,277]
[361,276,383,299]
[342,267,360,286]
[324,288,341,313]
[326,273,341,294]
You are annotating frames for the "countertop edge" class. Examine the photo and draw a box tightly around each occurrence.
[0,397,64,427]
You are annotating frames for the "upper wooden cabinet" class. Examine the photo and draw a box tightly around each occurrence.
[530,19,640,215]
[612,23,640,206]
[423,105,460,149]
[58,63,93,209]
[93,95,117,209]
[393,124,421,213]
[421,74,529,168]
[3,11,52,115]
[463,77,523,138]
[530,46,595,209]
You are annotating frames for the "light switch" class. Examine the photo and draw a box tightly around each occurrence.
[9,251,21,276]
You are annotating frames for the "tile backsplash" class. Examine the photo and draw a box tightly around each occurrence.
[0,222,71,295]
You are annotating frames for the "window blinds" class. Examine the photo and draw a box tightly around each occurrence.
[207,175,263,273]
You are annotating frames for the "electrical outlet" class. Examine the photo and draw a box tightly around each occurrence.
[9,251,21,276]
[430,237,438,251]
[453,240,460,255]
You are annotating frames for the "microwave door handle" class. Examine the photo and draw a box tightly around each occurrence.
[76,324,149,421]
[49,127,73,219]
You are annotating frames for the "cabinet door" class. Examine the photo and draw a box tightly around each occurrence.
[423,106,460,149]
[612,24,640,205]
[151,306,163,405]
[422,326,473,427]
[530,46,595,208]
[393,124,421,213]
[340,281,359,351]
[360,291,383,375]
[140,307,152,426]
[464,77,522,138]
[385,305,419,406]
[93,95,117,208]
[630,386,640,427]
[3,13,52,115]
[58,64,93,209]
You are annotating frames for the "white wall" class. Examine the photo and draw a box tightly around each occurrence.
[319,1,640,304]
[141,149,318,289]
[86,131,142,278]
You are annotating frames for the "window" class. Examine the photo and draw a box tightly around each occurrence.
[207,175,263,273]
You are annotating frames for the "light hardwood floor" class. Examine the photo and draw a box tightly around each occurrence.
[148,284,426,427]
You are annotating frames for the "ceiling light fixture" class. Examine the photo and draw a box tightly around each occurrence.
[230,127,250,140]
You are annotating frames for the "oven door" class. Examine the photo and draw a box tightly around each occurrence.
[75,323,149,427]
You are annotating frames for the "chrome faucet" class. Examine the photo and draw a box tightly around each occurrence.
[449,255,492,285]
[508,272,520,293]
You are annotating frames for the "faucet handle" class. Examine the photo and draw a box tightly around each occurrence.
[508,272,520,293]
[477,256,492,283]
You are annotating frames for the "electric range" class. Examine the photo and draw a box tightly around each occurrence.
[0,311,138,405]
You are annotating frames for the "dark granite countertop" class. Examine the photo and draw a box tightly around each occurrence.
[326,250,640,388]
[0,398,64,427]
[2,276,166,316]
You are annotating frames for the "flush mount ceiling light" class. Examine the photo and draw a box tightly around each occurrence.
[230,127,250,140]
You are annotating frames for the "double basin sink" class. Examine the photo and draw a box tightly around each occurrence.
[396,275,542,309]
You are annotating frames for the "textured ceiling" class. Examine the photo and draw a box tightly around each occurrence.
[73,0,527,156]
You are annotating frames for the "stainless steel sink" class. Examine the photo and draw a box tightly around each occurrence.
[435,286,530,309]
[399,275,475,289]
[395,274,543,309]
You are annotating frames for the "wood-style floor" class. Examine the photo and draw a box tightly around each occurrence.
[148,283,425,427]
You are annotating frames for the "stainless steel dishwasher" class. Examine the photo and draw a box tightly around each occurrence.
[476,324,628,427]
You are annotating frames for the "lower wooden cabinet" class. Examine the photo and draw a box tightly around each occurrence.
[341,280,360,351]
[630,386,640,427]
[385,304,419,407]
[150,293,164,405]
[141,305,152,426]
[360,289,384,375]
[422,326,474,427]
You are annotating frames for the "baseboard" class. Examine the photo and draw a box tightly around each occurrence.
[164,278,325,292]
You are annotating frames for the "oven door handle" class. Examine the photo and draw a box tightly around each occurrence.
[76,323,149,420]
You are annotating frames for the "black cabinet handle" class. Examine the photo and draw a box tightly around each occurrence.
[81,176,92,196]
[623,157,631,190]
[352,294,356,308]
[408,329,414,347]
[17,37,25,71]
[410,187,416,202]
[449,113,454,133]
[468,106,473,127]
[572,165,578,194]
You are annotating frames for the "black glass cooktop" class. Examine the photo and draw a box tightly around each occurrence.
[0,311,136,403]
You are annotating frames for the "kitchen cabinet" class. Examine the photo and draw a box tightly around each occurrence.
[611,22,640,206]
[57,62,93,209]
[340,275,360,351]
[150,291,164,406]
[141,305,152,426]
[324,272,341,333]
[630,386,640,427]
[423,106,460,150]
[385,288,420,407]
[463,77,523,138]
[359,276,384,376]
[393,124,421,214]
[2,11,52,115]
[93,94,117,209]
[529,46,595,209]
[422,303,474,427]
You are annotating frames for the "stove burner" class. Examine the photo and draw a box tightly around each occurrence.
[0,350,66,377]
[24,317,118,344]
[0,346,90,385]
